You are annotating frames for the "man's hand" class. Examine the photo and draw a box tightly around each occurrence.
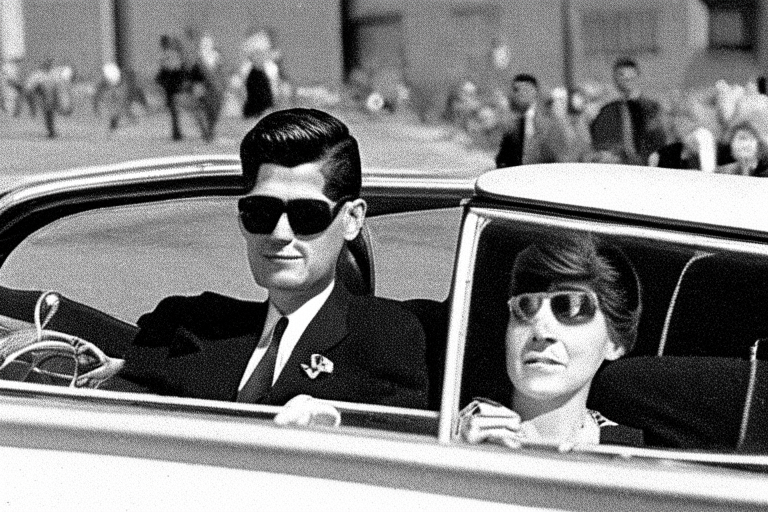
[273,394,341,428]
[458,398,523,448]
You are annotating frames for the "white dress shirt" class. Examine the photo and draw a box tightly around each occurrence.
[237,280,336,391]
[523,105,536,141]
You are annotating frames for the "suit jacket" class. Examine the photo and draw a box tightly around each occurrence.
[495,108,572,168]
[590,97,667,164]
[242,67,273,118]
[121,284,429,409]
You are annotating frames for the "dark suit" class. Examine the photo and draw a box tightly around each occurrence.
[121,283,428,409]
[242,67,274,118]
[495,114,527,168]
[590,97,667,164]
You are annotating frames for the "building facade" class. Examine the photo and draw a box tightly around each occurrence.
[2,0,768,97]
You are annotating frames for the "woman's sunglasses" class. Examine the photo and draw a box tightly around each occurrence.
[238,195,353,236]
[507,290,599,325]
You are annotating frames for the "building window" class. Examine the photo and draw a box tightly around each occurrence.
[707,1,756,51]
[581,9,660,56]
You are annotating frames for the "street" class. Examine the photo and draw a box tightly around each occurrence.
[1,107,494,178]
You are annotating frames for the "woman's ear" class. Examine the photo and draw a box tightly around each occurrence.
[343,198,367,241]
[604,339,626,361]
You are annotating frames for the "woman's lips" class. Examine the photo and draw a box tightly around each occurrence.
[523,354,565,366]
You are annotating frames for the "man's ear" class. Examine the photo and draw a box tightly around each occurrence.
[343,198,367,241]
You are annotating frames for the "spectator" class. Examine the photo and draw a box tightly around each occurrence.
[26,58,62,138]
[93,63,129,132]
[156,35,185,141]
[187,34,226,142]
[716,122,768,177]
[242,29,276,118]
[495,74,542,168]
[590,58,667,165]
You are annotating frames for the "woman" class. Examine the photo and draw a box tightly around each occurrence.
[460,233,642,447]
[716,122,768,177]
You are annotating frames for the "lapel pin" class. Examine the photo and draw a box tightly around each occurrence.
[301,354,334,379]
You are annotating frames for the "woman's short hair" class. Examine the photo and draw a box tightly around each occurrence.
[726,121,768,160]
[239,108,361,201]
[509,232,642,353]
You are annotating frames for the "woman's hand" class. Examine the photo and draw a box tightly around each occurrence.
[458,398,524,448]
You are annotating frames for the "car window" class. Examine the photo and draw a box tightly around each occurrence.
[366,207,461,302]
[452,208,768,456]
[0,199,461,323]
[0,197,261,323]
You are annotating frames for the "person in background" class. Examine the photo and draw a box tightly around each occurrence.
[26,58,62,138]
[495,74,541,168]
[716,122,768,177]
[187,34,225,142]
[590,58,667,165]
[242,28,276,118]
[93,63,129,132]
[156,35,186,141]
[459,232,643,447]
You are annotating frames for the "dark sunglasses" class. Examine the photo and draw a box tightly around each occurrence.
[507,290,599,326]
[238,195,353,236]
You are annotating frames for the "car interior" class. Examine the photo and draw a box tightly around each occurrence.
[456,217,768,453]
[1,196,768,455]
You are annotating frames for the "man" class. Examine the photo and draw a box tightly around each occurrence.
[590,58,667,165]
[495,74,540,168]
[84,108,429,410]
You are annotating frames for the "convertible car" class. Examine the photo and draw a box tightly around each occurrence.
[1,156,768,510]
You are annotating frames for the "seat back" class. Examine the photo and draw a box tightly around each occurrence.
[336,224,375,296]
[400,298,449,411]
[660,252,768,359]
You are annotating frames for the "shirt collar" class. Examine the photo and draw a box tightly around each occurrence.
[267,280,336,377]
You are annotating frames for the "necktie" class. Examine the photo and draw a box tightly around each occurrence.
[236,316,288,403]
[620,100,641,164]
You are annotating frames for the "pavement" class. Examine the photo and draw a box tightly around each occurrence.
[0,106,495,179]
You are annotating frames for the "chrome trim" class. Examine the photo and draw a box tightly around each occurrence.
[470,207,768,256]
[0,155,474,220]
[0,379,437,420]
[438,211,485,443]
[0,161,242,214]
[657,251,713,356]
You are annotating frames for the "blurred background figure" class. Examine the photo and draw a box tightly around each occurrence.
[187,34,225,142]
[590,58,667,165]
[26,58,64,138]
[716,120,768,177]
[713,82,768,176]
[156,34,185,141]
[1,57,32,117]
[653,90,719,172]
[93,63,128,132]
[495,73,541,168]
[241,28,276,118]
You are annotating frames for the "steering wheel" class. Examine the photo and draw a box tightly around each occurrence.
[0,292,120,388]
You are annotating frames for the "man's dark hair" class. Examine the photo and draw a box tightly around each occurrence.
[240,108,362,200]
[509,232,642,354]
[613,57,639,72]
[512,73,539,88]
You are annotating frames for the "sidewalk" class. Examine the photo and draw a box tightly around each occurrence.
[1,108,494,179]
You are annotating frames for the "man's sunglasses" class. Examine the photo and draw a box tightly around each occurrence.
[238,195,353,236]
[507,290,599,326]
